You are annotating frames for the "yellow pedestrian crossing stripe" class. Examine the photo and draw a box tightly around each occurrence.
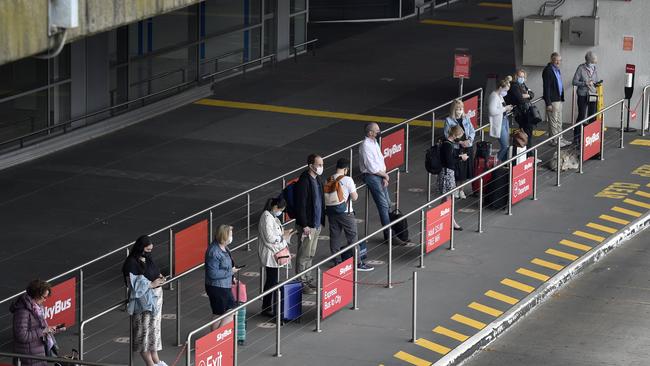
[623,198,650,210]
[420,19,513,32]
[516,267,550,281]
[546,248,578,261]
[635,190,650,199]
[468,302,503,317]
[451,314,486,330]
[559,239,592,252]
[612,206,642,217]
[599,214,630,225]
[531,258,564,271]
[501,278,535,293]
[433,326,469,342]
[573,230,605,243]
[629,139,650,146]
[485,290,519,305]
[415,338,451,355]
[394,351,432,366]
[585,222,617,234]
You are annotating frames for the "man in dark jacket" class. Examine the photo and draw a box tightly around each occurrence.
[542,52,570,147]
[294,153,326,294]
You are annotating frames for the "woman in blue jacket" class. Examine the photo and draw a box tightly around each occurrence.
[443,99,476,199]
[205,224,240,331]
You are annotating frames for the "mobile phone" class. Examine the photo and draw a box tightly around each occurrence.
[55,323,65,330]
[235,264,247,269]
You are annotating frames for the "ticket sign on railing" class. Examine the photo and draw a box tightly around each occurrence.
[174,219,209,276]
[464,95,479,128]
[511,157,534,205]
[381,129,405,171]
[322,257,354,319]
[43,277,76,327]
[583,120,602,161]
[426,200,452,253]
[195,322,234,366]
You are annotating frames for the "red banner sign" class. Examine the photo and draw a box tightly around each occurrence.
[453,54,471,79]
[195,322,234,366]
[511,157,534,205]
[381,129,405,171]
[426,200,452,253]
[43,277,76,327]
[582,120,602,161]
[322,257,354,319]
[174,219,209,276]
[464,95,479,128]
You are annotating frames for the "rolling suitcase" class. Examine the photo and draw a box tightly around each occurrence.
[472,156,497,193]
[277,257,302,322]
[484,167,509,210]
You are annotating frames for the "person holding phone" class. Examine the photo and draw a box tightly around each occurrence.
[438,125,467,231]
[205,225,240,330]
[443,99,476,200]
[489,76,514,162]
[258,197,294,317]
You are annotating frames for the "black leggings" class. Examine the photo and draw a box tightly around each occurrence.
[262,267,279,313]
[574,95,598,144]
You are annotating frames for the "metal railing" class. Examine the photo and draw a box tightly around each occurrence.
[641,84,650,137]
[130,67,188,96]
[201,54,276,81]
[1,350,125,366]
[292,39,319,62]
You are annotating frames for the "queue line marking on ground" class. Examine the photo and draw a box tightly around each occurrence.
[629,139,650,147]
[433,326,469,342]
[393,351,432,366]
[451,314,486,330]
[545,248,579,261]
[585,222,617,234]
[468,302,503,317]
[635,190,650,199]
[420,19,513,32]
[572,230,605,243]
[624,198,650,210]
[599,214,630,225]
[516,267,550,281]
[484,290,519,305]
[558,239,592,252]
[531,258,564,271]
[611,206,642,217]
[415,338,451,355]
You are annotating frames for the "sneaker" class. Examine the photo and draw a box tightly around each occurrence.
[536,158,543,164]
[237,340,245,346]
[156,362,168,366]
[459,190,467,199]
[453,191,460,199]
[559,139,572,148]
[302,285,317,295]
[357,263,375,272]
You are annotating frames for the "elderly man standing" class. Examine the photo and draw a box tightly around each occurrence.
[572,51,600,146]
[542,52,570,147]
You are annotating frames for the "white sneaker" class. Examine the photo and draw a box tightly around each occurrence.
[459,190,467,199]
[156,362,168,366]
[453,191,460,199]
[559,139,571,148]
[536,158,543,164]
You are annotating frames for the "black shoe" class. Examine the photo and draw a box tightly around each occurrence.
[237,340,245,346]
[454,226,463,231]
[261,310,275,318]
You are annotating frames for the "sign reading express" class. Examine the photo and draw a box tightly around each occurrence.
[195,322,234,366]
[43,277,76,327]
[464,95,479,128]
[582,120,602,161]
[426,200,452,253]
[322,257,354,319]
[381,129,405,171]
[511,157,534,205]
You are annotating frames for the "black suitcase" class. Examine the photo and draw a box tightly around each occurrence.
[484,167,509,210]
[389,209,410,241]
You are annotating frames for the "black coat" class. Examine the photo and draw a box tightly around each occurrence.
[542,63,565,106]
[293,170,326,228]
[506,82,534,127]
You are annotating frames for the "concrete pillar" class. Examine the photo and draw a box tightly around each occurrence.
[276,0,290,61]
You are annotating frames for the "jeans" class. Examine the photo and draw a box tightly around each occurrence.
[262,267,279,313]
[363,173,391,240]
[498,115,510,162]
[574,95,598,145]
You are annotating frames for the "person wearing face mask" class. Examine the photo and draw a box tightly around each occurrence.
[489,76,515,162]
[293,154,326,294]
[443,99,476,199]
[258,197,294,316]
[572,51,600,146]
[205,225,240,330]
[543,52,570,147]
[439,125,467,231]
[506,69,536,152]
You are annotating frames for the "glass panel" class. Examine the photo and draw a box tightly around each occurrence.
[50,45,71,83]
[205,0,246,35]
[0,58,47,99]
[129,46,196,100]
[151,8,194,51]
[264,18,276,56]
[51,82,71,125]
[290,14,307,49]
[265,0,276,14]
[201,31,246,77]
[0,90,48,142]
[291,0,306,13]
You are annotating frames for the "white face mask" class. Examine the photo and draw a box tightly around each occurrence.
[274,210,283,217]
[499,90,508,97]
[226,235,233,245]
[312,164,323,176]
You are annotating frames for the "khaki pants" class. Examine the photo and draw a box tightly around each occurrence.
[296,225,321,284]
[547,101,563,138]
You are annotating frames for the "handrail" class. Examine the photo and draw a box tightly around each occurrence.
[0,351,125,366]
[642,84,650,137]
[129,67,187,88]
[201,54,276,80]
[79,300,128,359]
[292,38,319,60]
[185,96,628,366]
[200,48,245,66]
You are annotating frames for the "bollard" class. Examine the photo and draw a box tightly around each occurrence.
[556,136,561,187]
[352,246,359,310]
[387,228,393,288]
[533,149,539,201]
[449,195,456,250]
[176,279,182,346]
[275,288,282,357]
[419,209,425,268]
[427,173,432,202]
[315,267,322,332]
[507,158,513,216]
[600,119,605,161]
[619,102,625,149]
[411,271,417,343]
[579,124,584,174]
[478,177,484,233]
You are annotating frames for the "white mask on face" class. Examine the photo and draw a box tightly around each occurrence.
[274,210,283,217]
[316,166,323,176]
[227,235,233,245]
[499,90,508,97]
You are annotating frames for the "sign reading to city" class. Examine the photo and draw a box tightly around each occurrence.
[426,200,452,253]
[381,129,405,171]
[511,157,534,205]
[43,277,76,327]
[464,95,479,128]
[322,257,354,319]
[195,322,234,366]
[582,121,602,161]
[453,53,472,79]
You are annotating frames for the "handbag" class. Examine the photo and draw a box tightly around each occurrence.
[231,280,247,303]
[274,247,291,266]
[527,104,542,125]
[511,129,528,148]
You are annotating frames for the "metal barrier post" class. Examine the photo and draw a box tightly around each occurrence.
[275,288,282,357]
[419,209,425,268]
[352,246,359,310]
[349,148,354,177]
[246,193,251,251]
[233,311,238,366]
[79,269,84,324]
[579,124,584,174]
[396,170,401,210]
[600,119,605,161]
[364,187,369,236]
[411,271,417,343]
[124,249,130,305]
[478,177,484,233]
[507,159,513,216]
[449,196,455,250]
[431,111,436,145]
[479,89,484,131]
[643,88,648,137]
[169,229,174,290]
[316,267,322,332]
[260,266,265,296]
[571,86,576,124]
[533,149,538,201]
[129,314,133,366]
[556,137,561,187]
[387,228,393,288]
[405,123,410,173]
[427,173,432,202]
[620,102,625,148]
[209,210,213,240]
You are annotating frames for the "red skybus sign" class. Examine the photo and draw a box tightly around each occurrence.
[381,129,405,171]
[195,322,234,366]
[426,200,452,253]
[511,157,534,205]
[43,277,76,327]
[322,257,354,319]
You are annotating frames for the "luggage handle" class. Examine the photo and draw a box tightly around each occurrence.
[277,255,291,280]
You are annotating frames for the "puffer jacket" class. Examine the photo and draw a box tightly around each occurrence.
[9,294,47,366]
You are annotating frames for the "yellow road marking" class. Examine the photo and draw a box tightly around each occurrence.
[630,139,650,146]
[478,2,512,8]
[573,230,605,243]
[415,338,451,355]
[546,248,578,261]
[559,239,592,251]
[635,190,650,199]
[599,214,630,225]
[624,198,650,210]
[420,19,513,32]
[516,267,550,281]
[531,258,564,271]
[586,223,617,234]
[451,314,486,330]
[394,351,432,366]
[468,302,503,317]
[433,326,469,342]
[612,206,642,217]
[485,290,519,305]
[501,278,535,293]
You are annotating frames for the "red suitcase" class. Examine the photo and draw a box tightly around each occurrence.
[472,156,497,193]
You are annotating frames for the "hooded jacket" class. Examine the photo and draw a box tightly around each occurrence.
[9,294,47,366]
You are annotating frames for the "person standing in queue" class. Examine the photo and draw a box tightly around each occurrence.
[506,69,535,152]
[294,154,326,295]
[543,52,570,147]
[438,125,467,231]
[572,51,600,146]
[443,99,475,200]
[489,76,514,162]
[205,225,240,331]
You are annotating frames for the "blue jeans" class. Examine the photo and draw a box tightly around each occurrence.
[498,115,510,162]
[363,173,391,240]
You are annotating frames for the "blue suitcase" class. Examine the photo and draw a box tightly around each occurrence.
[279,263,302,322]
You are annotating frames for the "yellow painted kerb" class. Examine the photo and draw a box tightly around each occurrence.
[420,19,513,32]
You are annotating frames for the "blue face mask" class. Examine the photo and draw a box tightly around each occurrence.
[517,77,525,84]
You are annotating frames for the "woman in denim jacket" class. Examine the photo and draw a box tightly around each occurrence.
[205,224,240,330]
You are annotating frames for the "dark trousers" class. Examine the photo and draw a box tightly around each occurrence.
[574,95,598,144]
[262,266,279,313]
[328,212,367,264]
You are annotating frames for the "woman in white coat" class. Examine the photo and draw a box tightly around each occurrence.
[489,76,515,162]
[257,197,294,317]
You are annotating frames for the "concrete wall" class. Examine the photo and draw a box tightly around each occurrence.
[0,0,202,65]
[511,0,649,128]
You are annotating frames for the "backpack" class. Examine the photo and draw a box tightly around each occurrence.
[476,141,492,160]
[324,175,347,214]
[425,142,443,175]
[389,209,409,241]
[280,177,299,219]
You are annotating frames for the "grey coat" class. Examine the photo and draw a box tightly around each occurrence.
[10,295,47,366]
[572,63,599,96]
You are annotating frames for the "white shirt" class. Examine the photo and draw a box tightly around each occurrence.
[359,136,386,175]
[331,173,357,213]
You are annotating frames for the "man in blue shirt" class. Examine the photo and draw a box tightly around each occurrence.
[542,52,570,147]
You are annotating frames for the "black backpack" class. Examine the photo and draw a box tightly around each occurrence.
[425,142,443,175]
[389,209,409,241]
[476,141,492,160]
